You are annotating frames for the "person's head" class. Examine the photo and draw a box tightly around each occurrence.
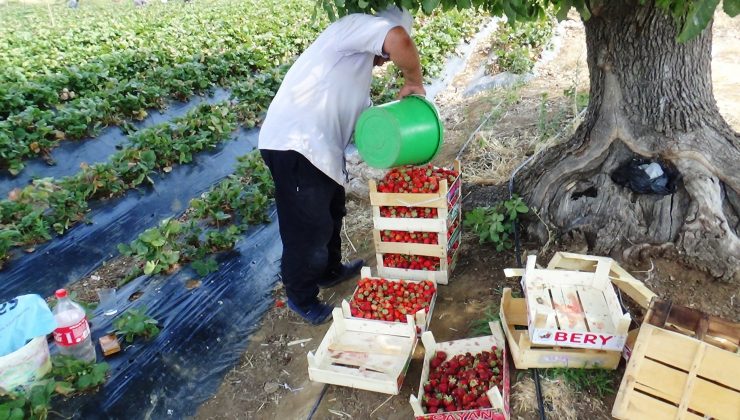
[373,6,413,67]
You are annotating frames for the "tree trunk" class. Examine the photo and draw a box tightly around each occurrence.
[517,0,740,282]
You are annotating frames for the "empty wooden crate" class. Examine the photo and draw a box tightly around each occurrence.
[612,300,740,420]
[307,308,417,395]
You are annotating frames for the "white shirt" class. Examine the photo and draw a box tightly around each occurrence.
[258,13,398,186]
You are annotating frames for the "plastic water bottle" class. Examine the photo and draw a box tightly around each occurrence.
[52,289,96,362]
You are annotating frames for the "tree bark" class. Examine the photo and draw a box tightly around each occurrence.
[517,0,740,282]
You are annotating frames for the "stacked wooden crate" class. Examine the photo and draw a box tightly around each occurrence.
[369,160,462,285]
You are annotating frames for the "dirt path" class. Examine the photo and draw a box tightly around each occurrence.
[195,13,739,420]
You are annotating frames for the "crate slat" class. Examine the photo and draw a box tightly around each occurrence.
[623,390,704,419]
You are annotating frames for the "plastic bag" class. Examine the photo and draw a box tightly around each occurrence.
[611,158,678,195]
[0,295,56,357]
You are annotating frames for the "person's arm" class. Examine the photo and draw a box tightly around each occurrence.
[383,27,426,98]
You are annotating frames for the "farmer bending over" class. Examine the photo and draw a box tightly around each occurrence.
[259,6,425,325]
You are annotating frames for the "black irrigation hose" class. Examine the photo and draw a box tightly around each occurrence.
[509,157,546,420]
[306,384,329,420]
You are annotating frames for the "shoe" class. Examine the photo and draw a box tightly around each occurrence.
[287,299,333,325]
[318,259,364,289]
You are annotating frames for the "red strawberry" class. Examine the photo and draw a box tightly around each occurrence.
[477,395,492,408]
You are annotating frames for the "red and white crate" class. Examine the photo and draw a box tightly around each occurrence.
[307,308,417,395]
[505,254,631,352]
[409,322,510,420]
[340,267,437,336]
[369,160,462,285]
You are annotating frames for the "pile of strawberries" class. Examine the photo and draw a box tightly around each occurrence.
[349,278,435,322]
[421,348,504,414]
[380,230,439,244]
[377,164,458,194]
[376,165,459,219]
[379,206,439,219]
[383,254,441,271]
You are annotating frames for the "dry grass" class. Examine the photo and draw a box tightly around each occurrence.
[511,376,610,420]
[460,92,582,186]
[341,198,374,263]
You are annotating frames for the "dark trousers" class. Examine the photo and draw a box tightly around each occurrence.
[260,149,346,309]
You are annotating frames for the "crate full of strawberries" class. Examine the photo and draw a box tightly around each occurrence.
[369,161,462,234]
[409,323,510,419]
[341,267,437,335]
[377,233,461,284]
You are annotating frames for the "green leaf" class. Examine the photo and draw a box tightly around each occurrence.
[141,150,156,167]
[334,0,345,7]
[92,362,109,377]
[677,0,720,42]
[54,381,76,396]
[422,0,442,14]
[77,374,92,389]
[556,0,573,20]
[10,408,25,420]
[725,0,740,16]
[144,260,157,275]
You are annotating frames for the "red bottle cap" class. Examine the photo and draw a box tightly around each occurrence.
[55,289,68,299]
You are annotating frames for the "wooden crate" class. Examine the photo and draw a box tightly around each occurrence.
[340,267,437,336]
[409,322,510,420]
[377,239,461,285]
[612,300,740,420]
[500,288,623,369]
[372,205,461,259]
[505,254,631,351]
[307,308,417,395]
[369,160,462,237]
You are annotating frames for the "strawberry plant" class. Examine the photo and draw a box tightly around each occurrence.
[349,277,435,322]
[50,356,109,392]
[118,219,183,277]
[464,196,529,251]
[421,348,504,414]
[112,307,160,343]
[0,355,110,420]
[0,380,55,420]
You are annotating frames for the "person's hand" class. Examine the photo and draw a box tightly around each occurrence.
[398,83,426,99]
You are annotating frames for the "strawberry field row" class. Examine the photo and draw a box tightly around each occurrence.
[0,102,236,268]
[1,0,485,175]
[116,151,274,283]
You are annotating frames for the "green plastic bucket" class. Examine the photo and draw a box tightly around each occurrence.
[354,95,443,168]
